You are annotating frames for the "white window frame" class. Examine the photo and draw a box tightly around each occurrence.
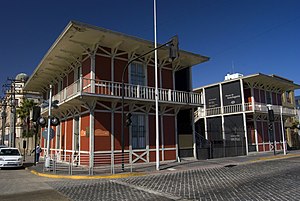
[129,62,147,86]
[132,114,146,149]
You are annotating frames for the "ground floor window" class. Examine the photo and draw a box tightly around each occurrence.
[132,114,146,149]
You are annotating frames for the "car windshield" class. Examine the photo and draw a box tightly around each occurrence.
[0,149,20,156]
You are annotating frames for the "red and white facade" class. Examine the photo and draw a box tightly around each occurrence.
[24,21,208,171]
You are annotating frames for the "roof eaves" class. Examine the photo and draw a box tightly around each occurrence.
[24,21,74,91]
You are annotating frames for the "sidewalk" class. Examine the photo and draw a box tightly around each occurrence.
[25,150,300,179]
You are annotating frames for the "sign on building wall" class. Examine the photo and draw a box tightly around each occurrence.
[207,117,222,141]
[205,85,221,108]
[222,81,242,106]
[224,114,244,142]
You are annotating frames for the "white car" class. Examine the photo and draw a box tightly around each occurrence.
[0,148,23,168]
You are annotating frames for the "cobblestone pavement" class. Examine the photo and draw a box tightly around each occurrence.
[47,157,300,201]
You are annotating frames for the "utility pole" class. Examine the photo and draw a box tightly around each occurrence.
[7,79,17,147]
[1,99,7,145]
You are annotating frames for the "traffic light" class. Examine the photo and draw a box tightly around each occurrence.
[23,140,26,149]
[50,116,60,126]
[126,113,132,127]
[169,35,179,61]
[268,109,274,122]
[268,123,273,131]
[32,122,39,133]
[32,106,41,122]
[37,116,47,127]
[52,100,59,109]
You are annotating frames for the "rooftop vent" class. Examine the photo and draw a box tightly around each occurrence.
[225,73,244,81]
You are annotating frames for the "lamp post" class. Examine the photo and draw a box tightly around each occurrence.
[154,0,159,171]
[280,106,287,155]
[45,85,53,168]
[39,86,59,168]
[121,37,179,171]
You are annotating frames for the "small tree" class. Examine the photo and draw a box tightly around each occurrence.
[16,98,36,152]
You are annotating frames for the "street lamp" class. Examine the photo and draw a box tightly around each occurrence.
[280,106,287,155]
[121,36,179,171]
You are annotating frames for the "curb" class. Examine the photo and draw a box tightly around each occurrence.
[249,153,300,163]
[27,153,300,179]
[29,169,146,180]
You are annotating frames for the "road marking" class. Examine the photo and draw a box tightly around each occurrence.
[30,169,146,180]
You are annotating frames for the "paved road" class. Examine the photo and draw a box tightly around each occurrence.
[0,167,69,201]
[2,156,300,200]
[47,157,300,201]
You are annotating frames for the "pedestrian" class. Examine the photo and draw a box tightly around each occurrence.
[32,144,42,163]
[73,151,79,167]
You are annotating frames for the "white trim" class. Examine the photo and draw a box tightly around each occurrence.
[111,106,115,174]
[203,88,208,139]
[89,109,95,174]
[253,114,259,152]
[160,114,164,161]
[174,109,179,160]
[219,83,225,158]
[78,115,81,161]
[146,112,150,162]
[90,54,96,93]
[280,106,287,155]
[59,123,62,158]
[240,79,249,155]
[64,120,67,161]
[219,83,225,139]
[111,52,115,85]
[192,109,197,159]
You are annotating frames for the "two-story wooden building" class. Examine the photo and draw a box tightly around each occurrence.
[194,73,300,159]
[24,21,209,172]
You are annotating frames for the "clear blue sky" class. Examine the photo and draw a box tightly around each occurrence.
[0,0,299,95]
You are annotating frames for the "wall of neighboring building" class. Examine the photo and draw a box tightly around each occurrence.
[195,78,295,159]
[175,67,194,157]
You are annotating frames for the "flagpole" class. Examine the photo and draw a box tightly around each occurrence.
[154,0,160,171]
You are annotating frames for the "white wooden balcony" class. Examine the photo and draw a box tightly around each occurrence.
[194,102,297,122]
[51,77,202,107]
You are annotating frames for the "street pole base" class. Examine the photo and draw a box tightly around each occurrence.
[45,156,51,168]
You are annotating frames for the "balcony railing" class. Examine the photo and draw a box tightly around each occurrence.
[51,77,202,106]
[194,102,296,121]
[254,103,297,116]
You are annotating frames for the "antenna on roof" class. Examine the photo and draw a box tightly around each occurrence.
[231,60,235,74]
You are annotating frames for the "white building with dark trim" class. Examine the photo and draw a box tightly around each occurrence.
[194,73,300,159]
